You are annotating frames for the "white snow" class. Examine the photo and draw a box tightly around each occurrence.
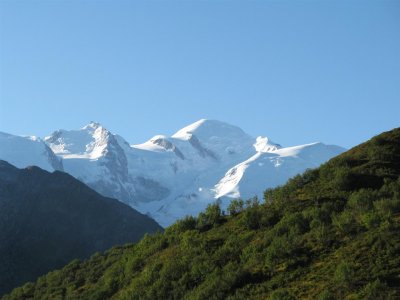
[44,122,109,159]
[0,119,346,227]
[254,136,280,152]
[0,131,62,172]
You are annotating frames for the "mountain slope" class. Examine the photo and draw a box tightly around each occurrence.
[43,122,137,204]
[0,161,162,296]
[214,141,344,199]
[6,128,400,299]
[0,120,344,227]
[42,119,344,226]
[0,131,63,172]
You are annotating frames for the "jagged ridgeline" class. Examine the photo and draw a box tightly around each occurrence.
[0,120,345,227]
[5,128,400,299]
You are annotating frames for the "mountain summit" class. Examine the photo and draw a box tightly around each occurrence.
[0,120,345,226]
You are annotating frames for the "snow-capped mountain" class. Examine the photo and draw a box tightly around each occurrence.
[43,122,136,203]
[214,141,344,200]
[0,120,345,226]
[0,131,63,172]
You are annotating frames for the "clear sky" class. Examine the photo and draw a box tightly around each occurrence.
[0,0,399,149]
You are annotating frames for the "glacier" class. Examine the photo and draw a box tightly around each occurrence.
[0,132,63,172]
[0,119,345,226]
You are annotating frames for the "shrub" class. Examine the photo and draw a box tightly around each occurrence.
[334,261,355,290]
[227,199,244,216]
[374,198,400,219]
[357,279,392,300]
[269,289,295,300]
[318,289,335,300]
[197,202,223,229]
[171,215,197,233]
[243,206,262,230]
[360,211,381,229]
[333,166,353,190]
[347,189,375,211]
[332,210,358,235]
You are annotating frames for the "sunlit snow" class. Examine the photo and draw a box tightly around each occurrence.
[0,119,345,227]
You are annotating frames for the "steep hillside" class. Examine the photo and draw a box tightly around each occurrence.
[5,128,400,299]
[0,162,162,296]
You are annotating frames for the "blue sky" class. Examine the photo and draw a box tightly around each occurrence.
[0,0,399,148]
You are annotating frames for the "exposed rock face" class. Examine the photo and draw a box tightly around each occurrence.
[188,134,218,160]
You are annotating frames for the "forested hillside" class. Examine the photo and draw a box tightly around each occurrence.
[5,128,400,299]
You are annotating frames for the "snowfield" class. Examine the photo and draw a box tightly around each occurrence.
[0,119,345,226]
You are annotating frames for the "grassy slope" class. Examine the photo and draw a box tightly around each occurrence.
[5,128,400,300]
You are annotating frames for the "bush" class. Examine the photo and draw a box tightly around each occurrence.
[242,197,262,230]
[374,198,400,219]
[260,206,280,227]
[264,233,302,273]
[243,206,262,230]
[227,199,244,216]
[197,202,223,229]
[334,261,355,290]
[318,289,335,300]
[332,210,358,235]
[172,215,197,232]
[269,289,295,300]
[347,189,375,211]
[274,212,308,236]
[357,279,392,300]
[360,211,381,229]
[333,166,353,190]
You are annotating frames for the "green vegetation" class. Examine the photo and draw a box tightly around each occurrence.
[5,128,400,299]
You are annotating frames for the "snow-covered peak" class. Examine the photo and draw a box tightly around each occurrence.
[44,122,113,159]
[0,120,346,227]
[214,141,346,200]
[274,142,346,164]
[254,136,281,153]
[172,119,255,158]
[274,142,320,157]
[172,119,251,142]
[82,121,103,131]
[0,131,63,171]
[134,135,172,152]
[172,119,208,140]
[151,134,168,141]
[133,135,186,160]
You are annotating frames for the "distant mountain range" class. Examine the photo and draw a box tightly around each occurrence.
[0,161,162,296]
[0,119,345,226]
